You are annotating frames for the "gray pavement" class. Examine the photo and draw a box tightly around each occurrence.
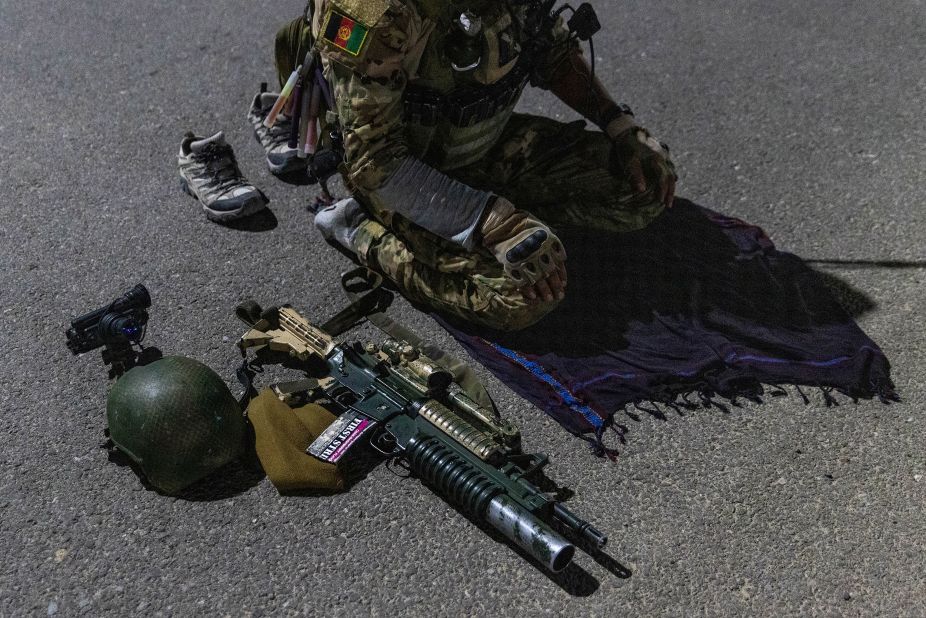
[1,0,924,615]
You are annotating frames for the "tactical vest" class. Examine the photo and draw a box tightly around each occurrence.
[401,0,536,169]
[312,0,547,170]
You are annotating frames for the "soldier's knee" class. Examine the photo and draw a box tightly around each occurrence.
[483,291,562,332]
[599,186,666,233]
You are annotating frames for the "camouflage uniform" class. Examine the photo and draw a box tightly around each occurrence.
[276,0,665,331]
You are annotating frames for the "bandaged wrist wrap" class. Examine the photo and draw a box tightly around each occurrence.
[376,157,494,250]
[606,116,637,140]
[601,103,636,139]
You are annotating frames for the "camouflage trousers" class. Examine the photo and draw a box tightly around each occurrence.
[353,114,666,331]
[273,20,665,331]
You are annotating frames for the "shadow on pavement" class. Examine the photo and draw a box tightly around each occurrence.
[274,170,315,186]
[178,459,266,501]
[435,201,896,444]
[452,202,876,358]
[104,444,265,501]
[221,207,279,232]
[806,259,926,269]
[812,269,877,318]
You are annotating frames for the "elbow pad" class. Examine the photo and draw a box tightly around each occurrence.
[373,157,494,250]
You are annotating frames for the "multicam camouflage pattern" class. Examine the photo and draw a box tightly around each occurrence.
[299,0,574,190]
[275,3,665,330]
[354,114,666,330]
[313,0,433,191]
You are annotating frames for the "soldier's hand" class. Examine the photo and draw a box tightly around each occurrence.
[479,197,568,304]
[610,127,677,210]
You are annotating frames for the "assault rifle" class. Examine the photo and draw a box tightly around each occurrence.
[235,299,607,573]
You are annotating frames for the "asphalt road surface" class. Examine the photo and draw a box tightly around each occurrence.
[2,0,924,615]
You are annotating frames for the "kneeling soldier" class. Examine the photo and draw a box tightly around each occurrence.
[266,0,676,331]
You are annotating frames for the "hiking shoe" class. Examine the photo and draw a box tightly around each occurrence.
[247,88,306,176]
[178,132,268,223]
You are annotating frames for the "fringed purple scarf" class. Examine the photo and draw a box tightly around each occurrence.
[435,200,897,456]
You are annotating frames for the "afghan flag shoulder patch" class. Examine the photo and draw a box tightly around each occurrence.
[321,8,370,56]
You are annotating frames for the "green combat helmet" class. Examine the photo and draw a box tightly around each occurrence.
[106,356,246,495]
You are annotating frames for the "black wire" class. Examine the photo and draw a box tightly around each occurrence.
[503,0,601,119]
[586,35,597,113]
[534,2,600,118]
[588,36,595,81]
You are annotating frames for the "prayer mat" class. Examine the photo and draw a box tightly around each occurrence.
[434,200,897,455]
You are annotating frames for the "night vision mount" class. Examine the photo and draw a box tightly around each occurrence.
[66,283,159,378]
[563,3,601,41]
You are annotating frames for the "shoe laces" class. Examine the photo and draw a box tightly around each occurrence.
[197,143,246,194]
[265,115,293,150]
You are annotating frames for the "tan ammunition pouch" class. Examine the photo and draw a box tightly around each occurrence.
[246,388,346,493]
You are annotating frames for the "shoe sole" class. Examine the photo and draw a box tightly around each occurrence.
[267,156,308,176]
[180,177,268,223]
